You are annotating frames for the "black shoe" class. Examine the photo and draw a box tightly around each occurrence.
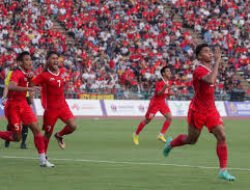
[5,141,10,148]
[20,143,27,149]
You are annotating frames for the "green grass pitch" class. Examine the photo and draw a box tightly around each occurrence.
[0,118,249,190]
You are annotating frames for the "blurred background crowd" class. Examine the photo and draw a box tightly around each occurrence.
[0,0,249,101]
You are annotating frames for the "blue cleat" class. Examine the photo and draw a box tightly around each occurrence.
[163,137,172,157]
[218,170,236,181]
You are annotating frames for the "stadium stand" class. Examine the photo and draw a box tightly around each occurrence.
[0,0,249,100]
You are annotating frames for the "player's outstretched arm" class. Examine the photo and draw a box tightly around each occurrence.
[8,81,38,92]
[202,47,221,84]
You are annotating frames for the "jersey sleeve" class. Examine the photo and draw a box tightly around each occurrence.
[10,70,20,83]
[4,71,13,86]
[32,73,45,86]
[193,67,209,80]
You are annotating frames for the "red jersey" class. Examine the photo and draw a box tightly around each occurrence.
[8,68,29,103]
[190,65,216,112]
[151,80,170,103]
[32,69,67,109]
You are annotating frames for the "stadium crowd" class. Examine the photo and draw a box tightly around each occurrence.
[0,0,249,100]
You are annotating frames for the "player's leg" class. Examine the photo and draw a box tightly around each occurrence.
[55,107,76,149]
[28,121,54,167]
[211,125,235,181]
[133,103,156,145]
[4,123,11,148]
[42,109,58,154]
[133,117,152,145]
[163,124,201,157]
[207,110,235,181]
[20,125,29,149]
[0,104,22,142]
[22,104,54,167]
[0,124,22,142]
[158,105,172,143]
[163,109,202,157]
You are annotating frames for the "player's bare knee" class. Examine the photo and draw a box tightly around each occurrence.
[145,119,151,124]
[218,133,226,143]
[166,116,172,122]
[70,124,77,131]
[164,113,172,121]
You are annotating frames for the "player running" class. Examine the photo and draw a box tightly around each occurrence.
[133,66,173,145]
[162,44,235,181]
[0,51,54,167]
[32,51,77,159]
[2,68,31,149]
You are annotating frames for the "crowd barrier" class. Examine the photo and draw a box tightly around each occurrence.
[0,99,249,117]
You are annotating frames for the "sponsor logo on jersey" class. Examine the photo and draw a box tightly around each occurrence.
[50,78,55,81]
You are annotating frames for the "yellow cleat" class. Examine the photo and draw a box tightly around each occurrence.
[157,134,166,143]
[133,133,139,145]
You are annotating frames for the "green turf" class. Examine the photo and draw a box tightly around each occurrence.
[0,118,249,190]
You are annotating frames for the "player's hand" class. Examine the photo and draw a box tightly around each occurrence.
[1,97,7,106]
[214,46,222,64]
[27,86,41,92]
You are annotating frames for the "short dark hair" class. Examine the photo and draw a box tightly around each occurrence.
[46,51,58,60]
[195,43,209,58]
[16,51,30,62]
[160,65,169,76]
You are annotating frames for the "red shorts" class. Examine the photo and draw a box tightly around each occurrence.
[187,108,223,132]
[43,104,74,134]
[4,101,10,119]
[7,101,37,133]
[145,101,171,120]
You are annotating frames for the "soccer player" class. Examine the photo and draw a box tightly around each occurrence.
[2,69,31,149]
[133,66,173,145]
[163,44,235,181]
[0,51,54,167]
[31,51,77,157]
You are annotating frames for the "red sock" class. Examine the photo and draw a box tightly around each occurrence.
[170,134,188,147]
[0,131,14,141]
[58,126,74,137]
[44,136,50,154]
[135,120,146,135]
[217,142,228,169]
[34,134,45,154]
[160,120,171,134]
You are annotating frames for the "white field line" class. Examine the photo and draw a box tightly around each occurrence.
[1,155,250,172]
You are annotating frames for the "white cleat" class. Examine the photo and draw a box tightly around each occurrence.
[40,160,55,168]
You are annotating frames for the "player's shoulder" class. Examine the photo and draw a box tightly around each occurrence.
[193,65,209,76]
[195,64,211,72]
[11,68,23,76]
[156,80,164,85]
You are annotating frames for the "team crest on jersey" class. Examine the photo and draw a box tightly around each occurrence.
[60,73,67,81]
[50,78,55,81]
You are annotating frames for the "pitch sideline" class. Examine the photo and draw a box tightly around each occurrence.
[1,155,250,172]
